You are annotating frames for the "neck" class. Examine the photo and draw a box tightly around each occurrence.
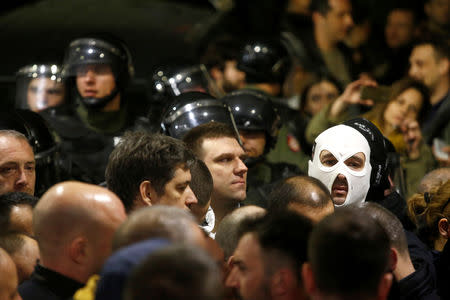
[430,78,449,105]
[210,196,239,232]
[434,236,447,252]
[314,25,336,52]
[101,93,121,112]
[252,83,281,97]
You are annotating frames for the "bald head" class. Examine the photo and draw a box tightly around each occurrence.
[112,205,206,251]
[418,168,450,193]
[268,175,334,222]
[0,248,21,300]
[215,205,266,260]
[33,181,126,282]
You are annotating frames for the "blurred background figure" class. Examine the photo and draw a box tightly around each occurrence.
[15,64,66,113]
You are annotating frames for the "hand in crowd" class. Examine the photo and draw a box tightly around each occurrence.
[329,78,376,119]
[432,145,450,167]
[401,119,422,160]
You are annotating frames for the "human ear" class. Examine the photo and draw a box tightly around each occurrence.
[438,218,449,238]
[68,236,88,264]
[138,180,155,206]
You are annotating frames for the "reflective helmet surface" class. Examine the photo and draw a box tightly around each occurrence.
[162,64,222,98]
[222,90,281,150]
[0,109,67,196]
[62,37,134,109]
[236,39,292,84]
[15,64,66,112]
[161,92,235,140]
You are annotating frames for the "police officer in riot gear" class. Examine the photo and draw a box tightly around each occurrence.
[235,38,310,172]
[15,64,66,112]
[0,109,70,196]
[62,36,138,133]
[161,91,238,140]
[222,90,302,208]
[37,36,139,184]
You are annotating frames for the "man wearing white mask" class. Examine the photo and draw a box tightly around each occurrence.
[308,118,395,209]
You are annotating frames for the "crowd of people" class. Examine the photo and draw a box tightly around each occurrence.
[0,0,449,299]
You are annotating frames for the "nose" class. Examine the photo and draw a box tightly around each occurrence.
[225,265,239,288]
[409,64,418,78]
[15,167,29,189]
[183,185,198,208]
[234,158,248,176]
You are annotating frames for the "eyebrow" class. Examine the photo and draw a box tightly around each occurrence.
[346,155,364,164]
[320,153,336,160]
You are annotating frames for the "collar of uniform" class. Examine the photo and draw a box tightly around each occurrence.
[76,101,128,135]
[30,264,85,298]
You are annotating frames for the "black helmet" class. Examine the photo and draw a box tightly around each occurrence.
[222,90,281,151]
[236,39,292,84]
[164,64,222,98]
[0,109,69,196]
[62,37,134,110]
[15,64,66,112]
[161,92,237,140]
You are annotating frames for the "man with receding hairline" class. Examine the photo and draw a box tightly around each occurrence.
[19,181,126,300]
[0,130,35,196]
[268,175,334,223]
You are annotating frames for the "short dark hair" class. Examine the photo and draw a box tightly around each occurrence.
[310,0,331,15]
[201,35,243,71]
[190,158,213,207]
[414,37,450,61]
[0,233,26,256]
[106,132,194,213]
[215,206,266,260]
[0,192,38,235]
[308,208,391,298]
[124,244,223,300]
[268,175,332,211]
[238,211,313,280]
[183,122,238,159]
[357,202,408,255]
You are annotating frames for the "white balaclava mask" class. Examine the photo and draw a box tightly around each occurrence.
[308,125,372,206]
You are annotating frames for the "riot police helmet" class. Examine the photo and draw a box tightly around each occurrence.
[161,92,236,140]
[236,39,292,85]
[0,109,68,196]
[15,64,66,112]
[62,36,134,110]
[222,89,281,151]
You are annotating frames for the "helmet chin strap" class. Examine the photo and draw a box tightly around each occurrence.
[80,86,120,110]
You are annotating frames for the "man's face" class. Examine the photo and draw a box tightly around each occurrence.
[0,136,35,196]
[222,60,246,93]
[385,10,415,49]
[304,80,339,116]
[409,44,443,89]
[226,233,271,300]
[308,125,372,206]
[239,130,266,158]
[425,0,449,26]
[155,166,197,210]
[201,137,248,203]
[9,205,34,236]
[0,252,21,300]
[27,78,65,112]
[321,0,354,42]
[319,150,366,205]
[76,64,116,99]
